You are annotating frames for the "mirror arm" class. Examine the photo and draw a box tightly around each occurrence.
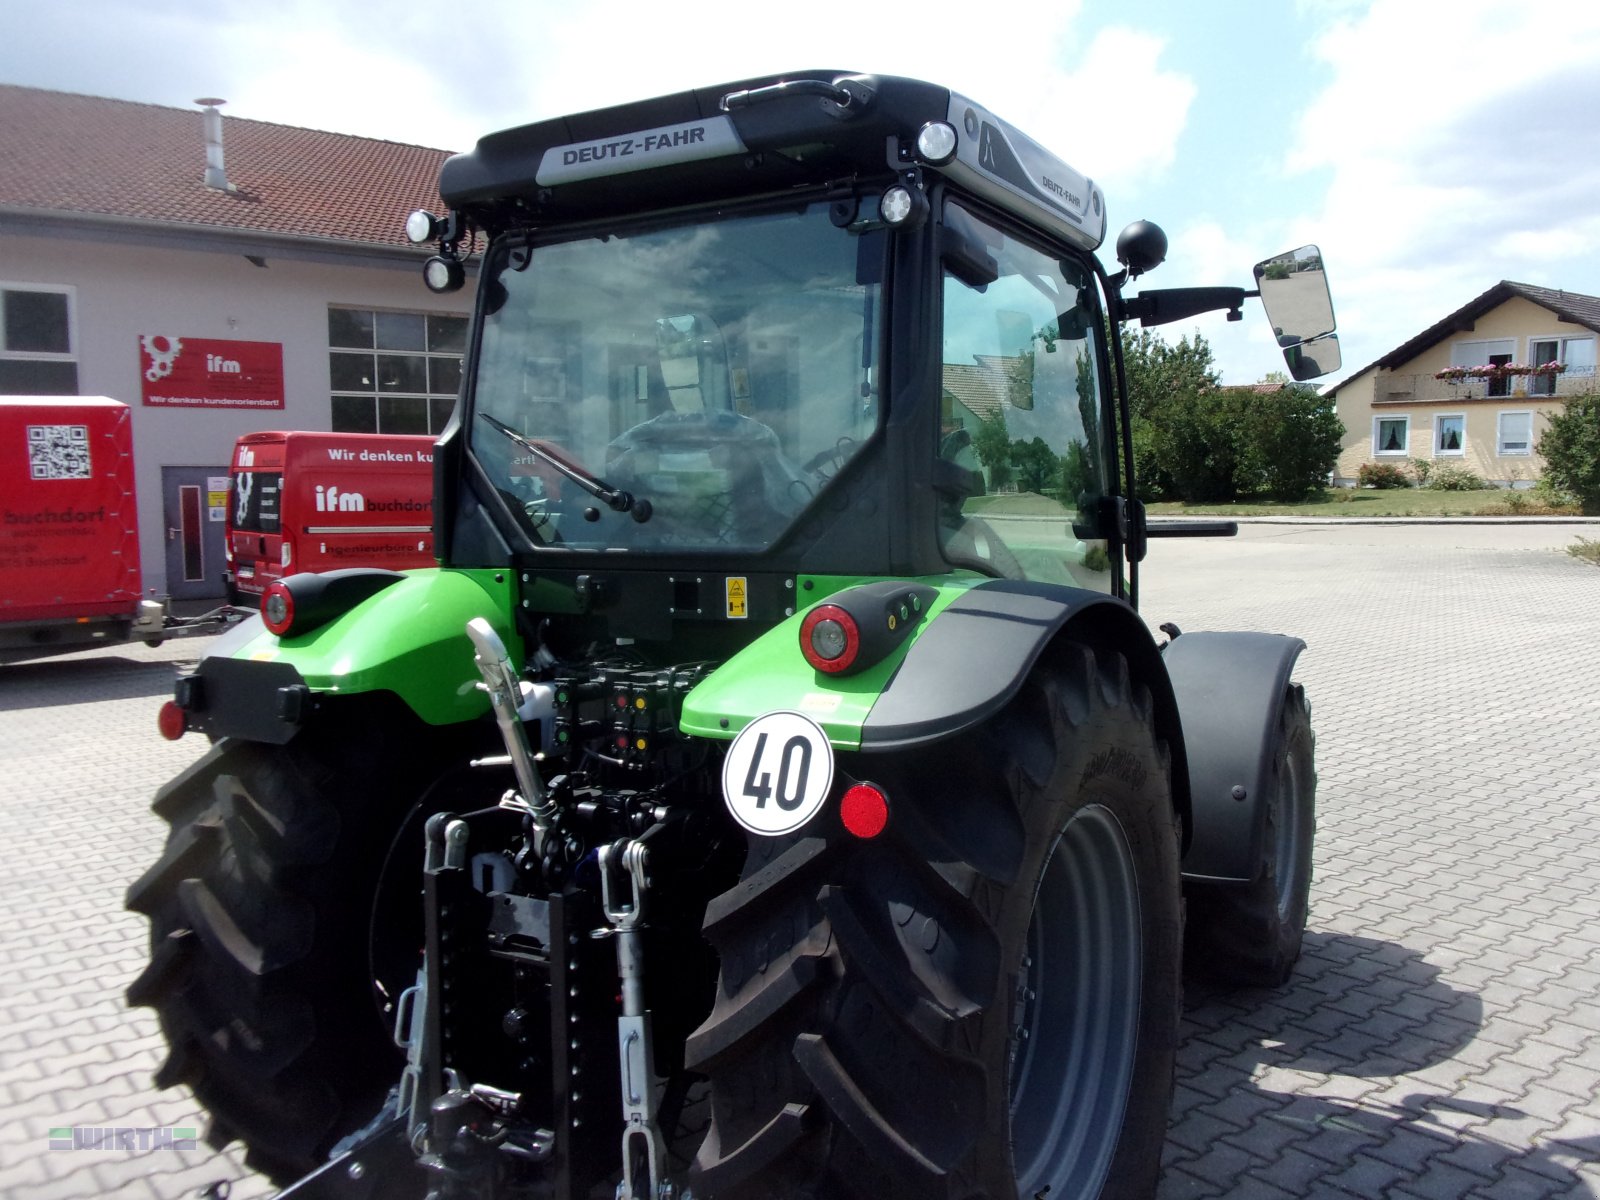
[1120,286,1255,327]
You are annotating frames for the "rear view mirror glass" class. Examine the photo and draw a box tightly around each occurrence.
[1284,332,1341,381]
[1255,245,1335,350]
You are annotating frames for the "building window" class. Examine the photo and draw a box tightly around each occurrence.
[1451,338,1515,398]
[1434,414,1465,455]
[1529,335,1596,396]
[0,283,78,395]
[328,308,467,434]
[1497,410,1533,456]
[1375,415,1409,455]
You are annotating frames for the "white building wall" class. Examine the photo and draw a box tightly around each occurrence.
[5,231,469,595]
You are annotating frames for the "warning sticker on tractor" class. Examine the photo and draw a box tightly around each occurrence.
[725,576,748,619]
[721,711,835,837]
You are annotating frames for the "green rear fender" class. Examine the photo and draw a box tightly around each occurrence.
[213,568,517,725]
[680,576,976,750]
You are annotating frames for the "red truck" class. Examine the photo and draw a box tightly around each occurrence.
[0,396,171,662]
[225,430,436,603]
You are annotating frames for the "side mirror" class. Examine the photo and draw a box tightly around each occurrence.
[1282,332,1341,382]
[1255,245,1337,373]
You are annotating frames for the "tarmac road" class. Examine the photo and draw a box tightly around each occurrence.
[1,520,1597,1199]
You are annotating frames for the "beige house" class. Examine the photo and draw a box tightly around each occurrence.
[1328,281,1600,486]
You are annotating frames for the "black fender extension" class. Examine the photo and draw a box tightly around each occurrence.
[1161,630,1305,884]
[856,579,1194,841]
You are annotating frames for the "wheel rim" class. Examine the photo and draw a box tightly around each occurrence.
[1009,804,1142,1197]
[1273,745,1306,921]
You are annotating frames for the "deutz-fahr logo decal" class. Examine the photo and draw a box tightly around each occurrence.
[536,117,748,186]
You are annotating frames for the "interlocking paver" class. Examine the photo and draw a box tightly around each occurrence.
[2,523,1598,1197]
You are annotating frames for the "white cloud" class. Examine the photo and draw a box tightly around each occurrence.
[7,0,1200,183]
[1286,0,1600,378]
[1036,27,1197,189]
[500,2,1195,188]
[8,0,1199,177]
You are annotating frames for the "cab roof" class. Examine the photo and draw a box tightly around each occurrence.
[439,71,1106,253]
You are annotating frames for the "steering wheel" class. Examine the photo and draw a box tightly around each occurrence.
[802,436,856,480]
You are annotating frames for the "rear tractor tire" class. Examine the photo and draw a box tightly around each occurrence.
[1184,682,1316,987]
[125,722,473,1180]
[686,639,1183,1200]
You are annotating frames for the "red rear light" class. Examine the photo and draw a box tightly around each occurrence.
[800,604,860,674]
[841,784,889,839]
[262,580,295,636]
[157,701,187,741]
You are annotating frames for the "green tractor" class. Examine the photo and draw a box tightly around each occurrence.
[127,71,1335,1200]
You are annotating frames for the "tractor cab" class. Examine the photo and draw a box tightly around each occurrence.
[416,71,1337,649]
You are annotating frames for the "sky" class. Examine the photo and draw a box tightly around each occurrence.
[5,0,1599,385]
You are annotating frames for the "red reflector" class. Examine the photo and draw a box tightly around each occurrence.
[840,784,889,839]
[157,701,187,741]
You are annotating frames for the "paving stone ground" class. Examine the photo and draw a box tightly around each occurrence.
[1,522,1596,1199]
[1142,525,1600,1200]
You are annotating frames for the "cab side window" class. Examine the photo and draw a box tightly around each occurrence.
[939,201,1111,589]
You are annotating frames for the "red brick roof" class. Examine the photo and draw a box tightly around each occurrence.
[0,85,454,249]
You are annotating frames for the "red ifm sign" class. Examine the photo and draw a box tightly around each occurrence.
[140,335,285,410]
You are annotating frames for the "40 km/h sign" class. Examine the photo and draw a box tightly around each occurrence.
[720,711,835,837]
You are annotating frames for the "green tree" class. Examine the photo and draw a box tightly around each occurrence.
[1239,384,1344,500]
[1115,329,1341,502]
[1010,436,1061,494]
[1121,328,1222,420]
[1150,386,1253,502]
[1060,442,1093,508]
[1118,327,1221,501]
[1539,394,1600,514]
[971,410,1012,491]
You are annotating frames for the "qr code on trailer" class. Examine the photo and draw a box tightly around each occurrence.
[27,424,92,480]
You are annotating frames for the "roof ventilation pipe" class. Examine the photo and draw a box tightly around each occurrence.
[195,97,236,192]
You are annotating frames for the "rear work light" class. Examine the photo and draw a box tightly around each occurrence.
[796,581,936,677]
[261,580,295,636]
[800,604,860,674]
[257,568,407,640]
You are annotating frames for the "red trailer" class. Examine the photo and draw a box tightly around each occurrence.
[0,397,168,661]
[1,397,248,663]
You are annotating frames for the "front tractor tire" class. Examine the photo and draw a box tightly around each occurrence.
[686,639,1183,1200]
[125,723,469,1180]
[1184,683,1316,988]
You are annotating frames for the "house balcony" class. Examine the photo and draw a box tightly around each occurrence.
[1375,365,1596,404]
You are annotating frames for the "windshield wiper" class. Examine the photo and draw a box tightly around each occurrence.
[478,413,653,523]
